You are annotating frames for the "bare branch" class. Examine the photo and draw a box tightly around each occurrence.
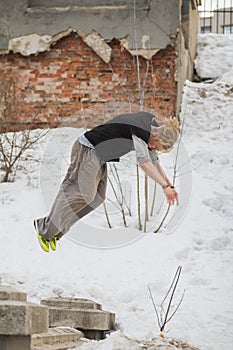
[148,266,184,333]
[147,285,161,330]
[165,289,185,325]
[103,201,112,229]
[144,174,149,232]
[136,164,142,230]
[160,266,182,306]
[108,164,128,227]
[154,204,171,233]
[160,266,183,332]
[150,182,157,217]
[0,76,49,182]
[112,163,132,216]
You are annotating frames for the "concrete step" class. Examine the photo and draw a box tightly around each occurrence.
[31,327,84,350]
[41,297,115,340]
[41,297,102,310]
[0,288,49,350]
[48,307,115,331]
[0,300,48,335]
[0,286,27,302]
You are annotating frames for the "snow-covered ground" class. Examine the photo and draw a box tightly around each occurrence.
[0,34,233,350]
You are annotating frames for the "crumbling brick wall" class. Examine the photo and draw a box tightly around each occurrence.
[0,33,177,130]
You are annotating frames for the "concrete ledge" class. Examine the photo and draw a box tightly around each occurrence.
[0,301,48,335]
[31,327,83,349]
[0,286,27,302]
[41,298,102,310]
[48,307,115,331]
[40,297,115,340]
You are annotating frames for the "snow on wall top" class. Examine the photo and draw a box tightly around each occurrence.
[195,34,233,82]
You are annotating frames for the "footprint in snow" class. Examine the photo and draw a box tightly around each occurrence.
[202,191,233,216]
[202,197,222,212]
[210,236,233,251]
[175,247,191,260]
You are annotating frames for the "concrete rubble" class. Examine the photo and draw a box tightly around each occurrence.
[0,286,115,349]
[41,297,115,340]
[0,286,48,350]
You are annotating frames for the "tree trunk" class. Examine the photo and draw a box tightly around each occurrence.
[2,170,10,182]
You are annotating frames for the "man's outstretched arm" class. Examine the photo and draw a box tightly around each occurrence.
[140,161,178,205]
[155,163,173,186]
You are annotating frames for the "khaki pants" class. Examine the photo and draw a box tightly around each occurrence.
[37,140,107,241]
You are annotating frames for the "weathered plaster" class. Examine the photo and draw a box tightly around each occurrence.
[0,0,180,57]
[6,28,76,57]
[5,28,112,62]
[78,30,112,63]
[120,37,160,60]
[8,33,51,56]
[4,28,162,62]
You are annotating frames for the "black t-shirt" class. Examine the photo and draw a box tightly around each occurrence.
[84,111,154,162]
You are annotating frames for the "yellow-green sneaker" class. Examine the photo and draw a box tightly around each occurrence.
[50,236,57,251]
[38,234,50,252]
[34,220,50,253]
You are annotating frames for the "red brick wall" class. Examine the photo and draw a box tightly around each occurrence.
[0,33,177,130]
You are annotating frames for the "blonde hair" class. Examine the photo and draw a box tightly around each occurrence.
[151,117,180,152]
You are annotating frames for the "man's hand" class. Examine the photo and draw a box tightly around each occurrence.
[139,161,179,206]
[163,186,179,205]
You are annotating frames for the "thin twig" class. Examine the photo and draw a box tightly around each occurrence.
[160,266,182,306]
[136,163,142,230]
[165,289,185,324]
[140,61,150,106]
[133,0,142,106]
[154,204,171,233]
[160,266,182,332]
[147,285,161,329]
[112,163,131,216]
[103,201,112,228]
[144,174,149,232]
[150,182,157,217]
[108,165,127,227]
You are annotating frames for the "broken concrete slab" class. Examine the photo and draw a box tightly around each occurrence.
[0,286,27,302]
[48,307,115,331]
[31,327,84,350]
[41,297,115,339]
[78,30,112,63]
[0,300,49,335]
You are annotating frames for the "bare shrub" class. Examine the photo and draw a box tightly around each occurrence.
[0,76,49,182]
